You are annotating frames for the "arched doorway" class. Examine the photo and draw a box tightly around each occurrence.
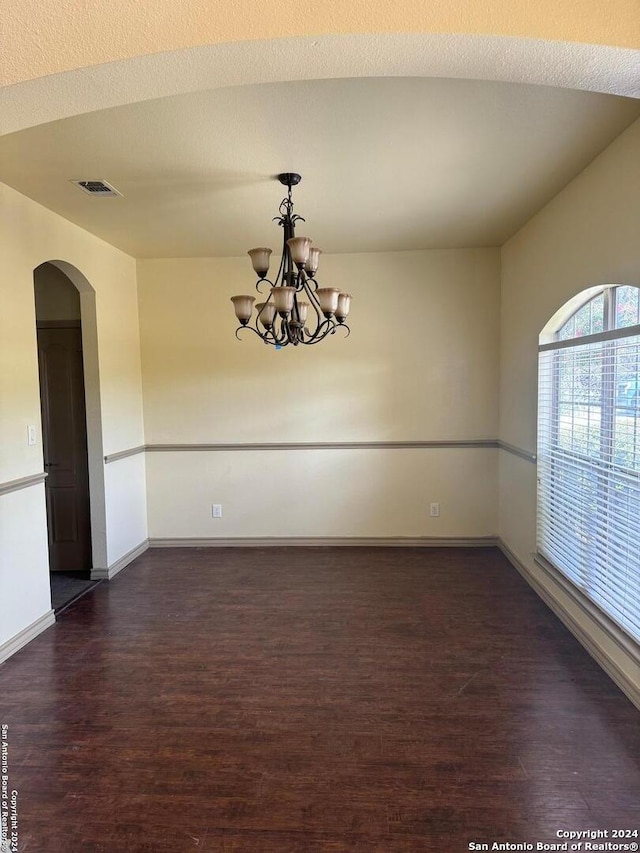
[33,261,108,608]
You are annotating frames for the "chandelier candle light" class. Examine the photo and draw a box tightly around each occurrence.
[231,173,352,347]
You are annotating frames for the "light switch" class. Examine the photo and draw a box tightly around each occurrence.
[27,425,37,446]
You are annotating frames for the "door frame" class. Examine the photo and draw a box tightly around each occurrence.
[35,260,108,575]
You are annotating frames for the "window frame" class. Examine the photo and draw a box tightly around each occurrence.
[537,284,640,646]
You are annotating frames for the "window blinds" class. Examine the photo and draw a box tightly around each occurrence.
[538,327,640,644]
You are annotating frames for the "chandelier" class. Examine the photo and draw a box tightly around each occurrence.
[231,173,352,347]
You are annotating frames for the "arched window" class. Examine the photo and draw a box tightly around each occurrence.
[538,285,640,643]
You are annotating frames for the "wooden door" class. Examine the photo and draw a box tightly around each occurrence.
[37,324,92,572]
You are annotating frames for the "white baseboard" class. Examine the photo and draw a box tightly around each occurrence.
[149,535,499,548]
[0,610,56,665]
[91,538,149,580]
[498,539,640,711]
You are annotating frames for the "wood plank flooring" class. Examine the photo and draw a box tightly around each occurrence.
[1,546,638,851]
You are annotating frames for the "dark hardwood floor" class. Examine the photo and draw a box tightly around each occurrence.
[1,546,638,852]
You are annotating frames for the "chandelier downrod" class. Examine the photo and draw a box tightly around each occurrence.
[230,173,352,347]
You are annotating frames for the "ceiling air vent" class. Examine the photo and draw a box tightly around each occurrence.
[71,180,122,197]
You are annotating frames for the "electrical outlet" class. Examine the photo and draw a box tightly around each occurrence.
[212,504,223,518]
[429,502,440,517]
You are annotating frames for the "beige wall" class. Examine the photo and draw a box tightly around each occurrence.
[145,448,497,540]
[0,182,147,646]
[498,116,640,692]
[138,249,500,539]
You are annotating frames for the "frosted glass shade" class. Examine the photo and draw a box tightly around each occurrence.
[271,286,296,314]
[293,301,309,324]
[336,292,352,321]
[248,247,272,278]
[230,295,255,323]
[287,236,312,266]
[316,287,340,315]
[255,302,276,328]
[304,247,322,276]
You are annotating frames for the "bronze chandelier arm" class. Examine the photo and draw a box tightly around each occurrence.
[299,274,325,334]
[308,321,350,344]
[303,316,336,343]
[235,323,282,346]
[255,276,275,294]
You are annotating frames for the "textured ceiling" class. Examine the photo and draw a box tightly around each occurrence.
[2,35,639,138]
[1,77,638,258]
[2,0,638,87]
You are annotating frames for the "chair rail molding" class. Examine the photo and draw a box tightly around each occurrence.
[0,472,47,496]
